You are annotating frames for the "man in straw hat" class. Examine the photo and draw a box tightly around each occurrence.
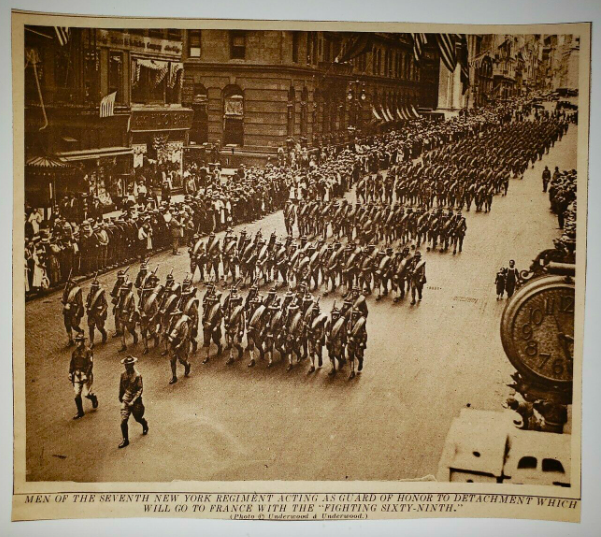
[118,356,148,449]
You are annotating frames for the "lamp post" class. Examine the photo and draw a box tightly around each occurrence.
[346,79,367,131]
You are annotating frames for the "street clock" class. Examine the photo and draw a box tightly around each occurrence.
[501,274,575,391]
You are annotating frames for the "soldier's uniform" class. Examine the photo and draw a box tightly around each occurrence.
[326,306,346,376]
[111,270,128,337]
[408,251,426,305]
[68,334,98,420]
[116,281,139,351]
[62,279,85,347]
[201,284,223,363]
[167,308,191,384]
[346,309,367,379]
[224,287,245,365]
[118,356,148,449]
[85,279,108,348]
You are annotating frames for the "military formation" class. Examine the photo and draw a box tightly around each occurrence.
[57,98,573,451]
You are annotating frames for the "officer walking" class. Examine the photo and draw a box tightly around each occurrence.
[118,356,148,449]
[68,333,98,420]
[542,165,551,193]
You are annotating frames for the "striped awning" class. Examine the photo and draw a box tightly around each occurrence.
[26,156,73,168]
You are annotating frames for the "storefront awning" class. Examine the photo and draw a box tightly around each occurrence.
[54,147,133,162]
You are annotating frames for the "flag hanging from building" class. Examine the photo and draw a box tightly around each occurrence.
[99,91,117,118]
[457,34,470,93]
[335,33,373,64]
[412,33,428,63]
[54,27,70,46]
[436,34,457,73]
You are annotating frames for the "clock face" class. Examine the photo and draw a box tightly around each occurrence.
[502,277,575,386]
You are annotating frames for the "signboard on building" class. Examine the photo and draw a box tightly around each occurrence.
[94,29,182,59]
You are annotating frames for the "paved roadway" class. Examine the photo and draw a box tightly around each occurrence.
[24,124,578,482]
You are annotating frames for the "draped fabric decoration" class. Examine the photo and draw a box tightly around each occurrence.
[412,33,428,63]
[396,107,404,121]
[335,33,373,64]
[168,62,184,89]
[457,34,470,93]
[54,27,70,46]
[411,104,421,118]
[436,34,458,73]
[133,59,169,88]
[371,105,383,121]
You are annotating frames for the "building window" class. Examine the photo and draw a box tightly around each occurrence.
[131,59,167,104]
[292,32,300,63]
[190,84,208,145]
[148,29,164,39]
[287,86,296,138]
[188,30,201,58]
[230,31,246,60]
[167,29,182,41]
[223,85,244,146]
[108,52,123,103]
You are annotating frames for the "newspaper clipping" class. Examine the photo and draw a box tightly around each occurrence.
[12,9,590,523]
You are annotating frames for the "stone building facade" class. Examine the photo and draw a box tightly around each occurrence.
[181,30,427,165]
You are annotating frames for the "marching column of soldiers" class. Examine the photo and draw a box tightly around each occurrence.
[61,251,374,389]
[59,100,570,448]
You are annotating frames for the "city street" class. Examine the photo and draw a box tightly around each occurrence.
[24,123,578,483]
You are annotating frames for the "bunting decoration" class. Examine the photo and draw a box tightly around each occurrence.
[99,91,117,118]
[457,34,470,93]
[335,33,373,64]
[412,33,428,63]
[54,27,70,46]
[436,34,458,73]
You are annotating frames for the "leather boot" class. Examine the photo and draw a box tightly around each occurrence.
[118,422,129,448]
[73,396,85,420]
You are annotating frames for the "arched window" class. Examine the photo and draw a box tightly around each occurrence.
[223,85,244,146]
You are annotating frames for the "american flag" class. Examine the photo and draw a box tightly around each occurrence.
[436,34,457,73]
[412,33,428,63]
[54,27,70,47]
[99,92,117,118]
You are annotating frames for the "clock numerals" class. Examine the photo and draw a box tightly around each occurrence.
[559,295,575,314]
[524,339,538,357]
[529,306,544,326]
[552,358,565,376]
[521,323,533,340]
[538,352,551,370]
[544,298,555,315]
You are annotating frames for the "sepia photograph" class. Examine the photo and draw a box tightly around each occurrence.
[10,7,592,524]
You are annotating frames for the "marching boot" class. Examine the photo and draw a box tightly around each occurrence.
[226,348,235,365]
[132,331,139,345]
[101,329,108,344]
[86,393,99,409]
[169,361,178,384]
[118,345,128,352]
[89,329,95,349]
[118,422,129,448]
[184,361,191,377]
[141,418,149,435]
[247,349,256,367]
[73,396,85,420]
